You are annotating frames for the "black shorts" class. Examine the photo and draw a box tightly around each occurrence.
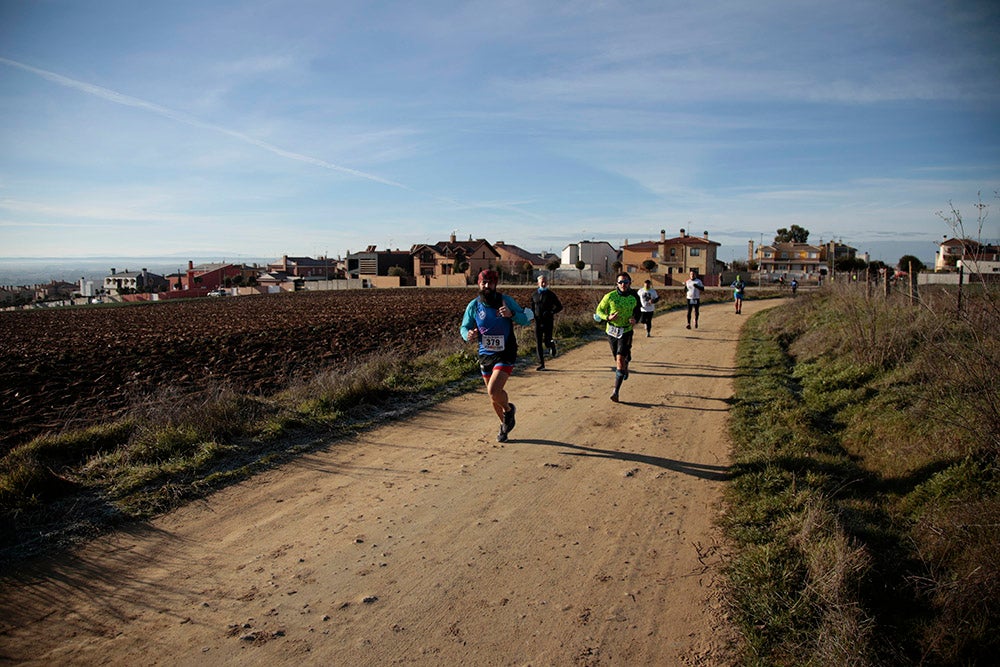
[607,330,634,359]
[638,311,654,325]
[479,347,518,377]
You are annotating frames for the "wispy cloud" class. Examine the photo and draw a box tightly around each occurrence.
[0,57,410,189]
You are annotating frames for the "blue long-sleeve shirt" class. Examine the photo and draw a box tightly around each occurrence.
[461,293,532,355]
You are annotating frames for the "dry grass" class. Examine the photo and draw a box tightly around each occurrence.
[725,282,999,665]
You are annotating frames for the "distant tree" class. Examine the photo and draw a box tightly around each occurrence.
[641,259,657,278]
[575,260,586,284]
[774,225,810,243]
[835,257,867,273]
[611,260,623,275]
[520,261,534,283]
[730,260,749,272]
[898,255,926,273]
[545,258,561,274]
[868,260,889,274]
[387,266,407,277]
[452,248,468,274]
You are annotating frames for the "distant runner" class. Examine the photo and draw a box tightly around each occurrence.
[529,274,563,371]
[731,275,746,315]
[636,279,660,337]
[685,269,704,329]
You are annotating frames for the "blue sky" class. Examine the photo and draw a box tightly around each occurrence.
[1,1,998,265]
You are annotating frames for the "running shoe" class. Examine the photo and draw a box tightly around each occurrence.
[504,403,517,434]
[610,393,620,403]
[497,424,508,442]
[536,364,545,371]
[549,341,557,357]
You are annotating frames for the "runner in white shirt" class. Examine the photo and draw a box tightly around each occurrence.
[636,279,659,337]
[684,269,705,329]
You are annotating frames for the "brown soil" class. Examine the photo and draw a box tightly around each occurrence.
[0,288,610,450]
[0,298,775,665]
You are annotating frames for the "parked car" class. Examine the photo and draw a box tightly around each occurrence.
[208,289,227,297]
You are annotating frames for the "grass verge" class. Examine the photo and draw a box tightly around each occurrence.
[724,283,999,665]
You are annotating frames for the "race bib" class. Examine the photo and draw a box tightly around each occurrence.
[607,324,625,339]
[482,335,505,352]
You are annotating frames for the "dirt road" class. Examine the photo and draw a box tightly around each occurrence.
[0,298,775,666]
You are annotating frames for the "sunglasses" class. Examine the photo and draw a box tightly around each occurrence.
[617,279,631,284]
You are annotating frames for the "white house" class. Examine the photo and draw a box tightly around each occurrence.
[560,241,618,282]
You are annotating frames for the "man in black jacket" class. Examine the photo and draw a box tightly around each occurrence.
[529,274,563,371]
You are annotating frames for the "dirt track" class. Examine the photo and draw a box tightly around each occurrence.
[0,298,778,666]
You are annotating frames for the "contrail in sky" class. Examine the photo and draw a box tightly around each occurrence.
[1,57,546,221]
[0,57,410,190]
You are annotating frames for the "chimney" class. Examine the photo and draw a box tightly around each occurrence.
[660,229,666,242]
[703,231,709,240]
[450,232,457,243]
[110,268,116,275]
[188,260,194,270]
[680,228,686,237]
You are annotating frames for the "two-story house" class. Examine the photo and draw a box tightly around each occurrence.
[493,241,547,282]
[560,240,618,282]
[410,233,500,286]
[817,240,857,271]
[267,255,338,280]
[346,246,411,279]
[103,268,169,294]
[756,242,822,278]
[934,238,1000,273]
[171,261,245,291]
[623,229,721,282]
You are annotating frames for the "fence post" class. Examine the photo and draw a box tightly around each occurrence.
[957,264,964,315]
[908,262,917,305]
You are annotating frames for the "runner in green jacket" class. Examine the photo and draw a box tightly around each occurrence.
[594,272,642,403]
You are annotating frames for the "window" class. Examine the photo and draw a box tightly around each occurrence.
[690,248,700,256]
[670,248,676,257]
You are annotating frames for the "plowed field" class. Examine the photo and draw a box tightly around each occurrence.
[1,287,609,451]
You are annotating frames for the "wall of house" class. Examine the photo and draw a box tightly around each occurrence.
[419,274,471,287]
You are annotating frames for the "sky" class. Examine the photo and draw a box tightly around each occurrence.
[1,1,998,266]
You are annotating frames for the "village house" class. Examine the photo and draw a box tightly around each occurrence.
[934,238,1000,273]
[103,268,169,294]
[266,255,338,280]
[559,240,618,283]
[621,229,722,283]
[346,246,411,279]
[817,240,858,270]
[410,233,500,286]
[755,242,823,280]
[492,241,548,283]
[168,261,245,292]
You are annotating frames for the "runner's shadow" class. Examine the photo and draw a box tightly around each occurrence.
[516,439,730,481]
